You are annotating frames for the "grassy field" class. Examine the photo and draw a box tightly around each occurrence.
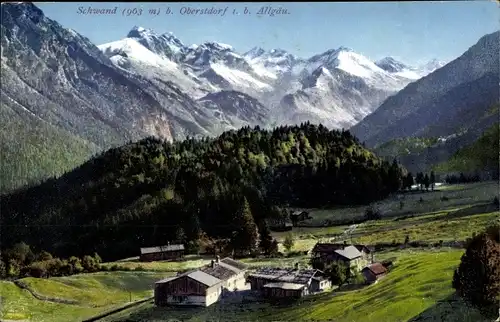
[298,181,498,227]
[0,272,167,322]
[101,256,212,272]
[352,204,499,244]
[271,181,499,249]
[103,249,488,322]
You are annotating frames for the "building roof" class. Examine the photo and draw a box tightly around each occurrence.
[312,243,371,254]
[248,267,324,286]
[155,275,179,284]
[334,246,362,260]
[220,257,248,271]
[155,257,246,286]
[312,275,329,282]
[200,262,239,281]
[140,244,185,255]
[155,270,222,287]
[362,263,387,275]
[187,270,223,287]
[263,282,306,290]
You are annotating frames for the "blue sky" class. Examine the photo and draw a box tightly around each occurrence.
[35,2,498,65]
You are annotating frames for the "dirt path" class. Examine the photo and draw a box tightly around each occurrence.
[13,280,80,305]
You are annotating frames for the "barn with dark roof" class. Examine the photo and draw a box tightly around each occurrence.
[362,262,388,283]
[247,264,331,298]
[139,244,185,262]
[311,242,373,271]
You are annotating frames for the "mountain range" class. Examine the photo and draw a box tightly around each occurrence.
[1,2,497,192]
[98,26,446,130]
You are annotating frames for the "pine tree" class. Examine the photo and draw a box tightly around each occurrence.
[423,174,430,191]
[259,225,274,255]
[175,227,186,244]
[430,171,436,191]
[388,158,403,192]
[270,239,279,255]
[232,197,260,254]
[406,173,414,191]
[416,172,424,191]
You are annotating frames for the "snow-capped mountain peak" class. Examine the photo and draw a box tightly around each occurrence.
[201,41,233,51]
[375,57,409,73]
[243,47,301,80]
[336,46,354,52]
[127,25,152,38]
[375,56,448,80]
[125,26,186,60]
[244,46,266,59]
[306,47,388,82]
[418,59,447,74]
[268,48,290,56]
[183,41,249,70]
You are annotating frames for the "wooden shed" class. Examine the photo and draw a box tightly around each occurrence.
[247,266,331,298]
[362,262,388,283]
[263,282,307,299]
[140,244,185,262]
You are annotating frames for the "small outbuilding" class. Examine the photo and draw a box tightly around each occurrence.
[362,262,388,284]
[247,265,331,299]
[262,282,306,299]
[139,244,185,262]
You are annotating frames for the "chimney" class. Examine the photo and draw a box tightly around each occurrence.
[211,260,215,268]
[216,255,220,263]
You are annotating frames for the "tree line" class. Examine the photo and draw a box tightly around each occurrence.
[0,242,104,279]
[1,123,406,261]
[399,171,437,191]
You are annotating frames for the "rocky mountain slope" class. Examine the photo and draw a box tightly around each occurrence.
[0,3,218,191]
[0,3,228,145]
[350,31,500,148]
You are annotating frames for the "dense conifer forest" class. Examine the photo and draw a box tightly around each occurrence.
[1,123,405,261]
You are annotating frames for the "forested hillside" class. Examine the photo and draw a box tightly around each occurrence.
[1,123,404,261]
[373,103,499,174]
[374,137,440,158]
[434,123,499,177]
[0,104,99,193]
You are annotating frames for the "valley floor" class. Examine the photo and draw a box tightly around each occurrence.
[0,181,498,322]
